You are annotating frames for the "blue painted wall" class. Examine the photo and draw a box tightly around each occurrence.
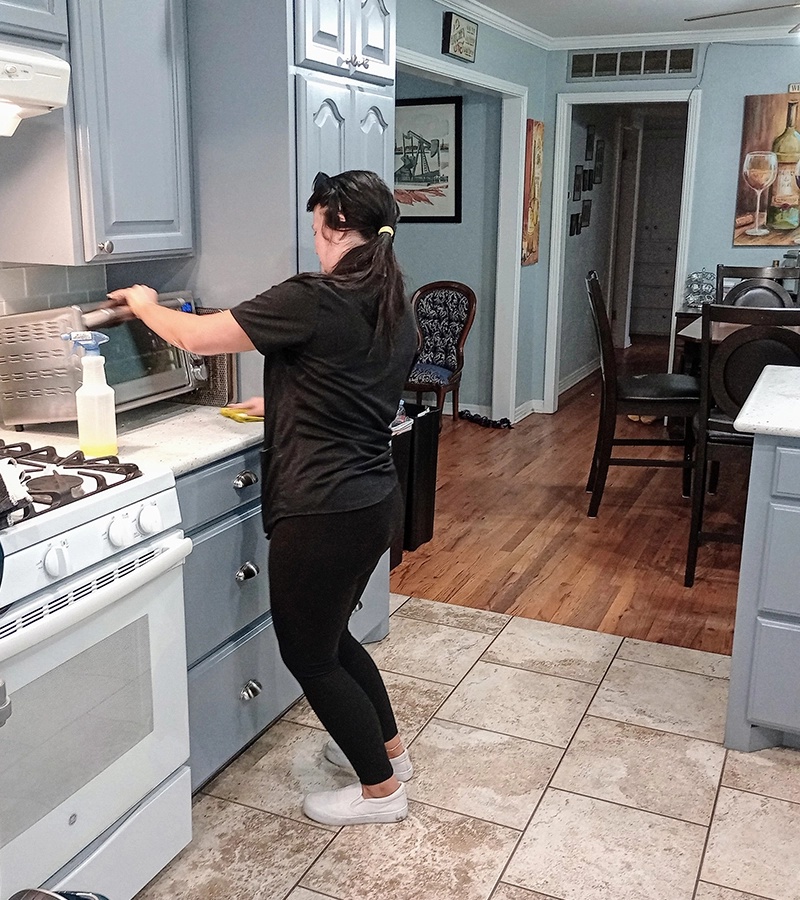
[398,0,551,410]
[395,73,500,409]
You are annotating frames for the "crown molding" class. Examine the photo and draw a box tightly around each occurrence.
[432,0,793,50]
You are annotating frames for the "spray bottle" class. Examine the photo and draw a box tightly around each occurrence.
[61,331,118,457]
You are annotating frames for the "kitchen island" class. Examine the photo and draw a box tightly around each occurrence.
[727,365,800,751]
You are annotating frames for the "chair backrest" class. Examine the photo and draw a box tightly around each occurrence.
[715,264,798,305]
[585,270,616,397]
[700,304,800,421]
[411,281,477,375]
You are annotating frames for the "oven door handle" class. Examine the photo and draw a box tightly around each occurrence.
[0,536,193,663]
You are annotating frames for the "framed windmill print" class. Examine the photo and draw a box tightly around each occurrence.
[394,97,463,223]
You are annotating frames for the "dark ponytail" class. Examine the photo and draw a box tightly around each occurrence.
[305,170,406,344]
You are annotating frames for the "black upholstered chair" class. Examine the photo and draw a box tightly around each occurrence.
[585,270,701,518]
[716,264,798,306]
[405,281,476,421]
[684,303,800,586]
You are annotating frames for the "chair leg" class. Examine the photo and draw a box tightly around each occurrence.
[685,448,709,588]
[586,414,604,494]
[451,386,459,421]
[416,391,423,406]
[682,417,695,499]
[708,460,720,495]
[587,408,616,518]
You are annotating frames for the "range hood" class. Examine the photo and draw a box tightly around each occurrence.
[0,42,70,136]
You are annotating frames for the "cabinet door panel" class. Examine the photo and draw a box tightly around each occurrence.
[295,0,347,74]
[352,0,394,82]
[0,0,67,37]
[758,502,800,617]
[747,617,800,732]
[296,73,349,272]
[69,0,192,260]
[350,87,394,185]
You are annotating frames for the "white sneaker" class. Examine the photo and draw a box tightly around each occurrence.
[324,739,414,782]
[303,781,408,825]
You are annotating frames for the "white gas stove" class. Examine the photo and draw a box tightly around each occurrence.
[0,440,192,900]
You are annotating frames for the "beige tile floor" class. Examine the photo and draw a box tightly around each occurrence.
[137,595,800,900]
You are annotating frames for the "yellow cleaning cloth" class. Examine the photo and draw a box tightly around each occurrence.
[219,407,264,423]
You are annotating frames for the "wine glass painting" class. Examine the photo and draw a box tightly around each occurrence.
[734,93,800,246]
[742,152,777,236]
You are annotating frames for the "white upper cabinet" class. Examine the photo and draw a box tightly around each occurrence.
[295,0,395,85]
[296,71,394,272]
[0,0,68,39]
[0,0,192,265]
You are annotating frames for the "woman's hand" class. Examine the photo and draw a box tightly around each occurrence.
[228,397,265,417]
[106,284,159,320]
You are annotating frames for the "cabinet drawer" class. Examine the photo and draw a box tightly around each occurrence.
[758,502,800,617]
[188,614,302,791]
[773,447,800,499]
[184,503,270,665]
[747,617,800,733]
[177,447,261,532]
[0,0,67,38]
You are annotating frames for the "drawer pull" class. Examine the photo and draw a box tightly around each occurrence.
[351,600,363,614]
[233,470,259,490]
[240,679,263,701]
[235,561,260,583]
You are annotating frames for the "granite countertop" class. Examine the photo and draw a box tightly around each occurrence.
[0,402,263,476]
[735,365,800,438]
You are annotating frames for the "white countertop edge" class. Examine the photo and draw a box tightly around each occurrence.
[735,365,800,438]
[0,403,263,476]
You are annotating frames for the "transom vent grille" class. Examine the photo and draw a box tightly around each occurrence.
[569,47,696,81]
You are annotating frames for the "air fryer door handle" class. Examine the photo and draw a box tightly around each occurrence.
[0,680,11,726]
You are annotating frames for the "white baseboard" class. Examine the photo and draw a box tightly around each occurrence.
[559,358,600,395]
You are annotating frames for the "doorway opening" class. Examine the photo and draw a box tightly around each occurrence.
[545,90,702,413]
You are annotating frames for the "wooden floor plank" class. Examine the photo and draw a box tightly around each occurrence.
[391,337,740,654]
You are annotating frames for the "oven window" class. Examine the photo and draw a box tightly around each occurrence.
[0,617,153,848]
[101,319,184,386]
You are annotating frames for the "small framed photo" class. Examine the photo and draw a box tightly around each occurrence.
[583,169,595,192]
[594,140,605,184]
[441,12,478,63]
[572,164,583,201]
[585,125,596,161]
[580,198,592,227]
[570,212,581,235]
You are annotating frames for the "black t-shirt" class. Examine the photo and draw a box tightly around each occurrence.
[230,275,417,534]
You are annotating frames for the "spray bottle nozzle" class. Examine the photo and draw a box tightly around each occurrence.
[61,331,110,356]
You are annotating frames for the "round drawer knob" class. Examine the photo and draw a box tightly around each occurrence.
[235,561,260,583]
[233,469,258,490]
[97,240,115,254]
[240,679,263,701]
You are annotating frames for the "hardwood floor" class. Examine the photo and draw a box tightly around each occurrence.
[390,337,744,655]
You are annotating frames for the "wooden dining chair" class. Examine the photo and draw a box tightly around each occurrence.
[404,281,476,421]
[715,264,799,305]
[684,303,800,586]
[585,271,701,517]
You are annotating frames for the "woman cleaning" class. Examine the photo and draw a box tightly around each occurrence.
[107,170,418,826]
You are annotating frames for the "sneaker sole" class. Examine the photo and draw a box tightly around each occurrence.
[303,803,408,826]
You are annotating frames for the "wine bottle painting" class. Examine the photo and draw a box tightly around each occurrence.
[735,93,800,246]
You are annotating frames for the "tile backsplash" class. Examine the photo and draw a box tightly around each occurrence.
[0,263,108,316]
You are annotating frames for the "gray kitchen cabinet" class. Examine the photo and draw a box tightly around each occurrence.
[296,69,394,272]
[295,0,395,85]
[726,434,800,751]
[178,445,391,790]
[0,0,67,38]
[0,0,192,265]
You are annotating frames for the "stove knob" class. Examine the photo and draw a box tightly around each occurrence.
[137,504,162,535]
[44,544,71,579]
[108,517,134,548]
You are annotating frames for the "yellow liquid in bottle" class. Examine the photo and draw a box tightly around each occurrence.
[79,440,118,457]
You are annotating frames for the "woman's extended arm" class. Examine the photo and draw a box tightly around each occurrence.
[106,284,256,355]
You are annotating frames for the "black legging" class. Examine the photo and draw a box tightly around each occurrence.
[268,486,403,786]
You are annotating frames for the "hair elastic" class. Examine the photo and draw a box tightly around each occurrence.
[378,226,394,237]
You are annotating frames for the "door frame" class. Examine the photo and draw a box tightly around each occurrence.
[396,46,527,422]
[544,89,702,413]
